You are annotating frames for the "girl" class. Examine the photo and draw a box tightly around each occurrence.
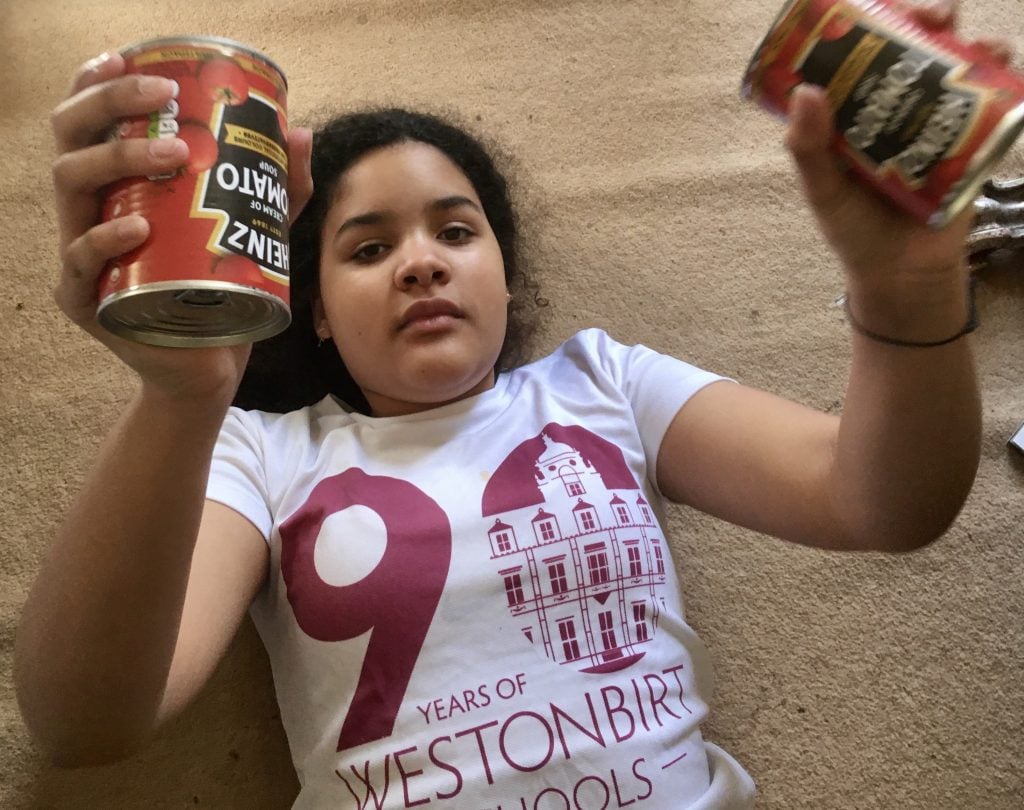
[17,3,1002,807]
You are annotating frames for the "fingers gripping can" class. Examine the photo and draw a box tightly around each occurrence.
[742,0,1024,228]
[98,36,291,346]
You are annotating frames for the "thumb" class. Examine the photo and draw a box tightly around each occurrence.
[287,126,314,224]
[785,84,847,216]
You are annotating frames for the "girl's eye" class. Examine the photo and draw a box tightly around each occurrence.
[439,226,472,243]
[352,243,388,262]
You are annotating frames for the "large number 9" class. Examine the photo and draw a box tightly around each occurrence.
[279,468,453,752]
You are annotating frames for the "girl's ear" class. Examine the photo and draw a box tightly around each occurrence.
[312,294,332,340]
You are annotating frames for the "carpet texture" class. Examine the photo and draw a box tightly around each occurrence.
[3,1,1023,807]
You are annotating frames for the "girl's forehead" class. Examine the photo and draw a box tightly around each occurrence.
[335,141,479,205]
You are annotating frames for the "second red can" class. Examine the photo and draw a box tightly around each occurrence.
[99,36,291,347]
[742,0,1024,228]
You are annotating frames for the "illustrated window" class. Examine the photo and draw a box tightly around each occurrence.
[586,550,610,585]
[598,610,617,651]
[632,601,649,641]
[503,572,525,606]
[557,617,581,660]
[548,561,568,595]
[627,545,642,577]
[652,543,665,575]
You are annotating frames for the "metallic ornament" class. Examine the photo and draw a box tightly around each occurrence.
[968,178,1024,270]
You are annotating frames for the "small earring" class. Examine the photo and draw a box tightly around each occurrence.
[505,292,513,303]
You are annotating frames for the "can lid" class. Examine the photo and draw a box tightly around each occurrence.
[118,35,287,88]
[929,101,1024,228]
[97,280,291,348]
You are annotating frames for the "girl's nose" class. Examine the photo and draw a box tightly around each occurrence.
[394,238,452,289]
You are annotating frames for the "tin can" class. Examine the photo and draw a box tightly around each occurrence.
[98,36,291,347]
[742,0,1024,228]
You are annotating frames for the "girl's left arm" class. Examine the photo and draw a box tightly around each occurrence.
[655,337,979,553]
[656,81,983,553]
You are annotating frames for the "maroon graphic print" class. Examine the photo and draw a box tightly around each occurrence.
[482,424,639,516]
[483,425,668,675]
[279,468,452,752]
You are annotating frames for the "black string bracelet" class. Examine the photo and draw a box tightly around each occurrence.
[840,279,979,348]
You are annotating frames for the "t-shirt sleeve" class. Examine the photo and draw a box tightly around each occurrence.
[576,328,732,482]
[207,407,274,541]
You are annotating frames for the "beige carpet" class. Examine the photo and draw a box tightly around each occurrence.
[4,1,1023,807]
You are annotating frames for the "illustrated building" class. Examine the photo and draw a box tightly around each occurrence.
[486,431,668,674]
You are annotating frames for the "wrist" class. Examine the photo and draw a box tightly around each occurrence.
[843,266,973,346]
[137,380,236,424]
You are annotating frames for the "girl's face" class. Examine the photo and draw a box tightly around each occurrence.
[315,141,509,417]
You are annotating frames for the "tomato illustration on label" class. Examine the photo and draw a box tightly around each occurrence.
[178,122,219,174]
[174,76,215,123]
[198,57,250,106]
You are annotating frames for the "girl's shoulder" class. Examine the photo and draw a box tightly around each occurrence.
[522,327,673,382]
[522,327,634,371]
[220,395,353,447]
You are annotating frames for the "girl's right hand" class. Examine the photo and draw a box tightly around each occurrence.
[51,51,249,405]
[51,52,313,406]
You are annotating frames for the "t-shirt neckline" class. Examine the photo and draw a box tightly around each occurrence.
[320,370,514,428]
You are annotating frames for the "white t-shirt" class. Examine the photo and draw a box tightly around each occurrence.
[208,328,755,809]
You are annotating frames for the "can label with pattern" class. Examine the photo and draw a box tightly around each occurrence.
[98,36,291,346]
[742,0,1024,227]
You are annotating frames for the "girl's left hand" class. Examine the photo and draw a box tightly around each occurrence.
[286,126,314,223]
[785,85,973,286]
[784,0,1016,288]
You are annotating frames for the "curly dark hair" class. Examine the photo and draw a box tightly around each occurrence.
[233,108,541,413]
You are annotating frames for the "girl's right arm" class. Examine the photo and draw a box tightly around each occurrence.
[14,389,270,767]
[14,53,311,767]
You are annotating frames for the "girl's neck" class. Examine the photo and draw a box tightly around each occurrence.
[361,369,498,418]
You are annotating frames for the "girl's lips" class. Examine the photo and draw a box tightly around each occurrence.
[397,298,465,330]
[401,314,462,334]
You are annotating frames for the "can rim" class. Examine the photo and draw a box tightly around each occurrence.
[118,35,287,88]
[929,101,1024,229]
[740,0,808,103]
[97,279,291,348]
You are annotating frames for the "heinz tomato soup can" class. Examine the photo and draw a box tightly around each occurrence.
[98,36,291,347]
[742,0,1024,228]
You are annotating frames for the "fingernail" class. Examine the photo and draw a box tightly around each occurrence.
[84,51,113,73]
[149,137,186,159]
[115,216,148,240]
[139,74,175,96]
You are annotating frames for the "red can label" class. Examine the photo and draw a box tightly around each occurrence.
[743,0,1024,227]
[99,37,291,347]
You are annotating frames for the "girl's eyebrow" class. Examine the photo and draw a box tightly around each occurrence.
[431,195,482,214]
[333,196,483,242]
